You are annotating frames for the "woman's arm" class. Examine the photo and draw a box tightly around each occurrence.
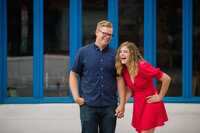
[146,73,171,103]
[158,73,171,99]
[125,86,133,103]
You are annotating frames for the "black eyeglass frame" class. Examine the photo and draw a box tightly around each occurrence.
[98,29,114,37]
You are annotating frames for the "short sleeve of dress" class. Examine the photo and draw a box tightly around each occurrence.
[140,62,163,79]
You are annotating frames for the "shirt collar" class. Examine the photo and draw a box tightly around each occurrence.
[91,42,109,52]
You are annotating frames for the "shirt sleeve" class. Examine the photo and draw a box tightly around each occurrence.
[71,49,82,74]
[140,62,163,79]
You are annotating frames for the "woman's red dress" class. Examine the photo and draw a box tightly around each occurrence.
[122,61,168,132]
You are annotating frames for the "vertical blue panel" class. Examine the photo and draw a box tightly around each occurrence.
[108,0,118,50]
[0,0,3,103]
[182,0,193,98]
[69,0,82,70]
[69,0,82,98]
[0,0,7,103]
[33,0,44,98]
[144,0,156,67]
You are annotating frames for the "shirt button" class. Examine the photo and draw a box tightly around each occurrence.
[101,68,103,70]
[101,76,103,78]
[101,59,103,62]
[102,85,104,87]
[102,93,104,96]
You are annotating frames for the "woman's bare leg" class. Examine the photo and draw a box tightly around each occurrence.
[141,128,155,133]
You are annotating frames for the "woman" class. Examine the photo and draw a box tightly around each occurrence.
[115,41,171,133]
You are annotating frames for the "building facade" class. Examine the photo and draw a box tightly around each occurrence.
[0,0,200,104]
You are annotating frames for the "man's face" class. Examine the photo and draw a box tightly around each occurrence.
[96,26,113,46]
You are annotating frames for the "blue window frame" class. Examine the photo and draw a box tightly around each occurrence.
[0,0,7,103]
[0,0,200,103]
[144,0,200,103]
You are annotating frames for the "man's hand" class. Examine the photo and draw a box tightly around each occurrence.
[74,97,85,106]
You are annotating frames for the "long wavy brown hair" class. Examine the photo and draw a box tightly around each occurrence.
[115,41,144,77]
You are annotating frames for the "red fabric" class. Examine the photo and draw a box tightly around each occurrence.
[123,61,168,132]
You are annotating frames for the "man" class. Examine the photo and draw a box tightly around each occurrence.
[69,20,125,133]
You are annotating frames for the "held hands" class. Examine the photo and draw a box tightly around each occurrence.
[74,97,85,106]
[146,92,162,103]
[75,97,125,118]
[115,103,125,119]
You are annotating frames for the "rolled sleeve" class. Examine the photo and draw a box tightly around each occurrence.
[71,50,82,74]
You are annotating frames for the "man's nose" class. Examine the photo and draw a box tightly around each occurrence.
[105,35,111,38]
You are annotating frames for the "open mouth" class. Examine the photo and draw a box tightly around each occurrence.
[121,57,127,62]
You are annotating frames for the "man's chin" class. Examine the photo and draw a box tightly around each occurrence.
[102,40,110,45]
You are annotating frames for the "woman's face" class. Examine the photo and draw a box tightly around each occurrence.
[119,46,131,66]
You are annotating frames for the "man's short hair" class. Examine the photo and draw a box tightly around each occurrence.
[97,20,113,29]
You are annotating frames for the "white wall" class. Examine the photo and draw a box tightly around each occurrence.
[0,103,200,133]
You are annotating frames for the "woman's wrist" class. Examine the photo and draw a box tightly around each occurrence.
[158,94,163,100]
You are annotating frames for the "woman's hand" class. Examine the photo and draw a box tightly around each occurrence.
[146,92,162,103]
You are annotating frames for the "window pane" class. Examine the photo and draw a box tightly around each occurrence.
[7,0,33,97]
[44,0,70,97]
[193,0,200,97]
[118,0,144,54]
[157,0,182,96]
[82,0,108,46]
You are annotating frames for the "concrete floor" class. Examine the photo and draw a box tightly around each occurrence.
[0,103,200,133]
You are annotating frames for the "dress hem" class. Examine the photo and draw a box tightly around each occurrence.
[132,120,168,132]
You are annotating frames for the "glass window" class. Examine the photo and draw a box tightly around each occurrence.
[118,0,144,54]
[82,0,108,46]
[44,0,70,97]
[193,0,200,97]
[7,0,33,97]
[157,0,182,97]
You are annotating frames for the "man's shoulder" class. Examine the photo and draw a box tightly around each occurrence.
[79,43,93,51]
[107,45,117,54]
[77,44,93,54]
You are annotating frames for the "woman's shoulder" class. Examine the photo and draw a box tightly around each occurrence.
[139,61,149,68]
[139,61,163,79]
[139,61,155,71]
[122,66,129,76]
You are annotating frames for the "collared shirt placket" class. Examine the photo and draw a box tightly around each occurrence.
[99,50,104,101]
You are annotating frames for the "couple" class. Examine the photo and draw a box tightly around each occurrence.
[69,20,171,133]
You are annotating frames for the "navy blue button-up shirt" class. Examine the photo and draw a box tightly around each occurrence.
[71,43,118,106]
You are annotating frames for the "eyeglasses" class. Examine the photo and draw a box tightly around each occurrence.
[98,29,114,37]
